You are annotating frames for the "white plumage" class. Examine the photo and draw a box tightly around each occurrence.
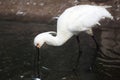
[34,5,113,48]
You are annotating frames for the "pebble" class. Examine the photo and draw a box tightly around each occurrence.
[116,17,120,20]
[39,3,44,6]
[16,11,26,16]
[11,9,14,12]
[62,77,67,80]
[20,75,24,78]
[26,2,30,5]
[33,2,37,6]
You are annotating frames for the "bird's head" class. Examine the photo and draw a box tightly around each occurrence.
[34,33,45,48]
[34,31,56,48]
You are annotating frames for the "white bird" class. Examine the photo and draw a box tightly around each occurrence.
[34,5,113,48]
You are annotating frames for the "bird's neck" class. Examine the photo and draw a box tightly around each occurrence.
[45,31,73,46]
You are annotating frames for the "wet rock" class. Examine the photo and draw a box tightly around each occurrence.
[0,0,76,23]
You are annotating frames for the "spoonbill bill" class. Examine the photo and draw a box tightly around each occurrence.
[34,5,113,48]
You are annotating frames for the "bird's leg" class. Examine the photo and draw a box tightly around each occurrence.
[72,35,82,80]
[87,29,99,51]
[86,28,99,51]
[73,35,82,71]
[91,35,99,51]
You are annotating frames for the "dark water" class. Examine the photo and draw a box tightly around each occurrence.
[0,21,98,80]
[0,21,83,80]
